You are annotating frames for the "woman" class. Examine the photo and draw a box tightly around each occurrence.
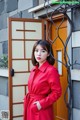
[24,40,62,120]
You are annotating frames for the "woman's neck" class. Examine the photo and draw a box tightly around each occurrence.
[38,60,47,68]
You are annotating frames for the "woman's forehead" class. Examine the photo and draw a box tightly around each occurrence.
[35,44,46,49]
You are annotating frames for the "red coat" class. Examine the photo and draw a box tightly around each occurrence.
[24,61,62,120]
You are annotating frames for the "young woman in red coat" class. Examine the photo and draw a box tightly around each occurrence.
[24,40,62,120]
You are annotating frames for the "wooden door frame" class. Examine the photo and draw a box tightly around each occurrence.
[45,13,67,41]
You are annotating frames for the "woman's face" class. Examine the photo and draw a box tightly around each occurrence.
[34,45,49,67]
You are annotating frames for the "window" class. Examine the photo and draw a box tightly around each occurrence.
[57,50,62,75]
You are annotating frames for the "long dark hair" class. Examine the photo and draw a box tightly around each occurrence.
[32,40,55,66]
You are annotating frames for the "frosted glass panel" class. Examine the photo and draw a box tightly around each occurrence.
[13,87,24,102]
[12,60,28,71]
[30,60,33,70]
[12,21,24,39]
[13,73,30,85]
[72,47,80,69]
[25,22,42,39]
[72,31,80,47]
[25,41,36,58]
[57,51,62,75]
[13,104,23,116]
[12,41,24,58]
[72,81,80,109]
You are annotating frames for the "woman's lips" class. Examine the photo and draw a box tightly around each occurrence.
[37,57,41,60]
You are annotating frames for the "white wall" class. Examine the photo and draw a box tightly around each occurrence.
[0,95,9,111]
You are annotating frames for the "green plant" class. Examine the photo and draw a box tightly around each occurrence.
[52,0,79,4]
[0,54,8,68]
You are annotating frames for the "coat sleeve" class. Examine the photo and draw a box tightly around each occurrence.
[39,67,62,109]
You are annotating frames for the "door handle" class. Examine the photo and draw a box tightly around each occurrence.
[10,68,14,77]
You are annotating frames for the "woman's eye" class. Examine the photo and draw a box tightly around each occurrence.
[35,49,38,52]
[42,50,46,52]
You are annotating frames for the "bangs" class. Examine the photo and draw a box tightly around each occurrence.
[38,42,49,52]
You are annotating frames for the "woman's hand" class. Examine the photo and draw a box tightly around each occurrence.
[33,101,42,110]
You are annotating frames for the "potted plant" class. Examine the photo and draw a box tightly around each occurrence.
[0,55,8,68]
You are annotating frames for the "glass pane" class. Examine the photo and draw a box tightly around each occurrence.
[25,41,36,58]
[72,47,80,69]
[13,104,23,116]
[13,86,24,103]
[13,73,29,85]
[12,41,24,59]
[72,81,80,109]
[57,51,62,75]
[12,21,24,39]
[12,60,28,72]
[25,22,42,39]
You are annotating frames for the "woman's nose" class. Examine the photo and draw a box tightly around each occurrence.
[37,51,41,55]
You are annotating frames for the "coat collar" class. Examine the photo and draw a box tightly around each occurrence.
[32,61,50,73]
